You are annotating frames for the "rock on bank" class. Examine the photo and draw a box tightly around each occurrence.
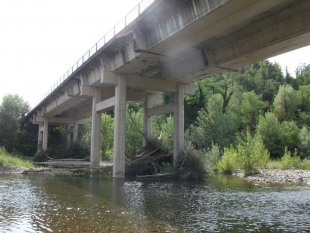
[243,170,310,184]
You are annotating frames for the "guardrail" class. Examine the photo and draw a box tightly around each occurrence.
[33,0,156,110]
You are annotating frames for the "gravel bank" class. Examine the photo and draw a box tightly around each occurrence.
[235,169,310,185]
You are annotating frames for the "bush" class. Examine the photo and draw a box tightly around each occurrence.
[217,146,237,174]
[177,149,207,179]
[281,148,302,169]
[299,126,310,158]
[235,130,269,176]
[33,152,46,162]
[159,161,174,173]
[67,141,90,159]
[217,130,269,175]
[205,143,221,171]
[302,158,310,169]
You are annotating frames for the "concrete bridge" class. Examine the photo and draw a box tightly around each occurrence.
[28,0,310,178]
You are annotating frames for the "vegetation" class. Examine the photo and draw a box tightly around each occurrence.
[0,147,35,168]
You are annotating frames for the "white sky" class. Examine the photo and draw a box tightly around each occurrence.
[0,0,310,108]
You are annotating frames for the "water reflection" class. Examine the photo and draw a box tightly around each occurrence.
[0,174,309,232]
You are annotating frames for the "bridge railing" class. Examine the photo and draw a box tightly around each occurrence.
[33,0,156,109]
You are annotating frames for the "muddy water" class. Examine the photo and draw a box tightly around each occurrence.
[0,174,309,232]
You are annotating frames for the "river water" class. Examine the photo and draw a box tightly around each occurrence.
[0,173,309,233]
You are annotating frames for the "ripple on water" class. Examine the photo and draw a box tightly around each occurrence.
[0,175,310,232]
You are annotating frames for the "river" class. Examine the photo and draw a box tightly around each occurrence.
[0,173,309,232]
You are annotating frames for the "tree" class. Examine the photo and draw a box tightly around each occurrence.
[257,112,284,158]
[298,126,310,158]
[273,84,298,121]
[189,99,236,152]
[239,91,265,131]
[100,113,114,159]
[280,121,299,153]
[0,94,30,152]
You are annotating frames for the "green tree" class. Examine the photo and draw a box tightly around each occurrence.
[100,113,114,159]
[273,84,298,121]
[239,91,265,130]
[126,108,143,157]
[257,112,284,158]
[280,121,299,153]
[189,99,236,152]
[0,94,30,152]
[298,126,310,158]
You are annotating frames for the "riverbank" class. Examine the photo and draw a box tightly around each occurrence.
[0,160,113,176]
[2,163,310,185]
[234,169,310,185]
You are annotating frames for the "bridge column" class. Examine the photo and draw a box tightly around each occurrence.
[37,122,43,152]
[90,88,102,173]
[143,94,153,147]
[73,122,79,143]
[173,84,184,166]
[113,75,127,178]
[67,124,73,147]
[42,118,49,151]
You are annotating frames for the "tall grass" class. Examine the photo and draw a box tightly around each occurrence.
[0,147,35,168]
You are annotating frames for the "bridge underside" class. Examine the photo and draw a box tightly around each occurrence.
[30,0,310,178]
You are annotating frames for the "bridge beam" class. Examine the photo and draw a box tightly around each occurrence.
[90,88,102,174]
[113,75,127,178]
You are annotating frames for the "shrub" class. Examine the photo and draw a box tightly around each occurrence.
[302,158,310,169]
[217,130,269,175]
[217,146,237,174]
[205,143,221,171]
[235,130,269,176]
[299,126,310,158]
[281,148,301,169]
[33,152,46,162]
[177,149,207,179]
[160,161,174,173]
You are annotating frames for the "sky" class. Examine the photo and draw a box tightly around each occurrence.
[0,0,310,109]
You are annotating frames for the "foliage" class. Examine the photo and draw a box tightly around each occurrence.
[217,146,237,174]
[256,112,284,158]
[281,148,301,169]
[152,114,174,150]
[0,147,35,168]
[280,121,299,153]
[159,161,175,173]
[298,126,310,158]
[33,152,46,162]
[177,149,207,179]
[273,84,298,121]
[67,141,90,159]
[126,108,143,157]
[0,94,30,152]
[234,130,270,175]
[217,130,269,175]
[100,113,114,159]
[204,143,221,171]
[239,92,265,130]
[189,99,236,152]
